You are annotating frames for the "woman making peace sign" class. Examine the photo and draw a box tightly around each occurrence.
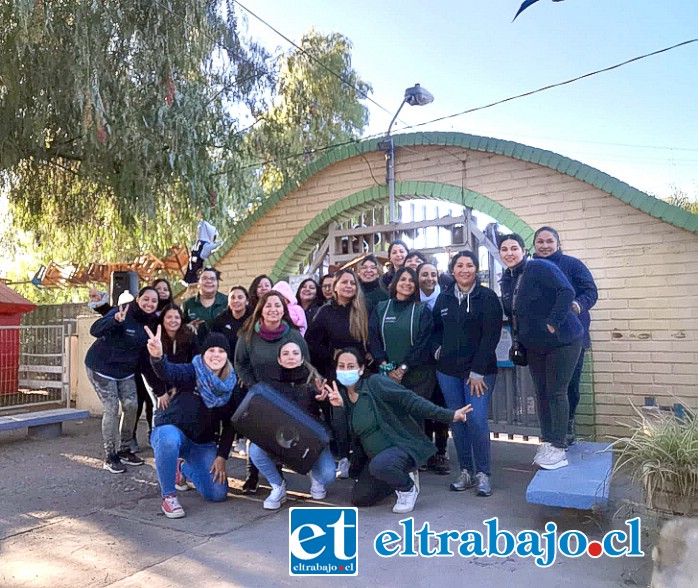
[146,327,238,519]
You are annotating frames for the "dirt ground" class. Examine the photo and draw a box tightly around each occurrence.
[0,417,654,587]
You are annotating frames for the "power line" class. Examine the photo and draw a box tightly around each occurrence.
[395,38,698,132]
[232,0,397,119]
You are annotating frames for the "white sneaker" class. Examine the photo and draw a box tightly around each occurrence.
[263,481,287,510]
[393,477,420,514]
[336,457,350,479]
[536,446,569,470]
[532,442,552,465]
[309,473,327,500]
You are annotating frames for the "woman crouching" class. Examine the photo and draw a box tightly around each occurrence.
[326,348,472,514]
[146,329,238,519]
[249,341,336,510]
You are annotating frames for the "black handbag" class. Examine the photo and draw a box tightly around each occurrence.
[509,266,528,367]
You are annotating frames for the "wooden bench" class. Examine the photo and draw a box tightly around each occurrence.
[0,408,90,439]
[526,441,613,510]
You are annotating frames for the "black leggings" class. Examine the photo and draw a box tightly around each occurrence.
[133,373,153,441]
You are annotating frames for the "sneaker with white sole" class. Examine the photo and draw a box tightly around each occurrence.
[532,442,552,465]
[536,446,568,470]
[393,475,420,514]
[117,450,144,466]
[309,474,327,500]
[162,494,185,519]
[175,458,191,492]
[476,472,492,497]
[449,468,475,491]
[263,481,287,510]
[336,457,350,479]
[103,454,126,474]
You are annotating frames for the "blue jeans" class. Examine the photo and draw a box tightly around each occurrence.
[437,372,496,476]
[151,424,228,501]
[249,443,336,487]
[368,446,417,492]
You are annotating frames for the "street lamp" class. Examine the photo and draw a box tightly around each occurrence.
[379,84,434,223]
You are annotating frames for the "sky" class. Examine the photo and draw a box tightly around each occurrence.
[238,0,698,201]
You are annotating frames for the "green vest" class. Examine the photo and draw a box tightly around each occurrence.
[376,299,423,365]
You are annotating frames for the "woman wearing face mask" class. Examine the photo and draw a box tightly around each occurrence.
[234,291,309,492]
[248,342,335,510]
[368,267,434,399]
[146,330,237,519]
[326,348,472,514]
[248,274,274,313]
[85,286,159,473]
[305,269,370,478]
[210,286,252,353]
[432,251,503,497]
[295,278,324,325]
[380,240,409,289]
[417,262,450,475]
[532,226,598,445]
[498,233,583,471]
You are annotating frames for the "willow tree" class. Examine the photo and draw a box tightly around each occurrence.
[0,0,271,264]
[248,30,371,192]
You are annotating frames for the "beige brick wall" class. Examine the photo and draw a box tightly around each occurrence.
[214,145,698,439]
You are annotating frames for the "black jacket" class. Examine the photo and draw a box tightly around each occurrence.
[432,283,503,379]
[209,307,251,353]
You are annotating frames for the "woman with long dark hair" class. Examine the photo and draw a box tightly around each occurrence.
[380,239,409,289]
[369,267,434,399]
[433,251,503,496]
[210,285,252,353]
[85,286,159,473]
[532,226,598,445]
[248,274,274,313]
[152,278,174,315]
[498,233,583,471]
[295,278,324,325]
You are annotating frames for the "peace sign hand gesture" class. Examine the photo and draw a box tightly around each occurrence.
[144,325,163,358]
[114,304,129,323]
[324,381,344,408]
[453,404,474,422]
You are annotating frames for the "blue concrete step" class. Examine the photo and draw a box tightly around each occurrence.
[525,441,612,510]
[0,408,90,438]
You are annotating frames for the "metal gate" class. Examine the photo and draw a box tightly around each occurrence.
[0,324,71,410]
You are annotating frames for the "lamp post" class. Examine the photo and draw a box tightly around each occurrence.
[379,84,434,223]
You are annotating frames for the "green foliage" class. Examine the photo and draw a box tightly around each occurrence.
[247,29,371,192]
[0,0,271,264]
[611,402,698,503]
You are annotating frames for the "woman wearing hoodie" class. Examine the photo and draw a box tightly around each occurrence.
[432,251,503,497]
[273,280,308,336]
[368,267,434,400]
[146,330,237,519]
[499,233,583,471]
[532,226,598,445]
[85,286,159,473]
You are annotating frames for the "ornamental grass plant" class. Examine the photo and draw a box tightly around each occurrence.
[611,402,698,515]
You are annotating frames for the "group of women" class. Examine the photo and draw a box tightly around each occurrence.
[84,223,596,518]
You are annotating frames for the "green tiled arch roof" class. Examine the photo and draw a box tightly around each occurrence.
[205,131,698,273]
[270,181,533,279]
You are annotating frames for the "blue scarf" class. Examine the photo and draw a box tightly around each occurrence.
[192,355,237,408]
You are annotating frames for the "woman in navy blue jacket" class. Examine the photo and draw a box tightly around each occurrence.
[146,330,237,519]
[85,286,158,473]
[432,251,502,497]
[499,233,583,471]
[533,226,598,444]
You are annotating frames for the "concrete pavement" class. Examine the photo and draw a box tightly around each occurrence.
[0,418,652,587]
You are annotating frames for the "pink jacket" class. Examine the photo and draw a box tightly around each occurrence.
[273,281,308,336]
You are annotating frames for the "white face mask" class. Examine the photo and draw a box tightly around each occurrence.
[336,369,361,387]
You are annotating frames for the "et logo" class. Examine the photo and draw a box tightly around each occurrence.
[289,507,358,576]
